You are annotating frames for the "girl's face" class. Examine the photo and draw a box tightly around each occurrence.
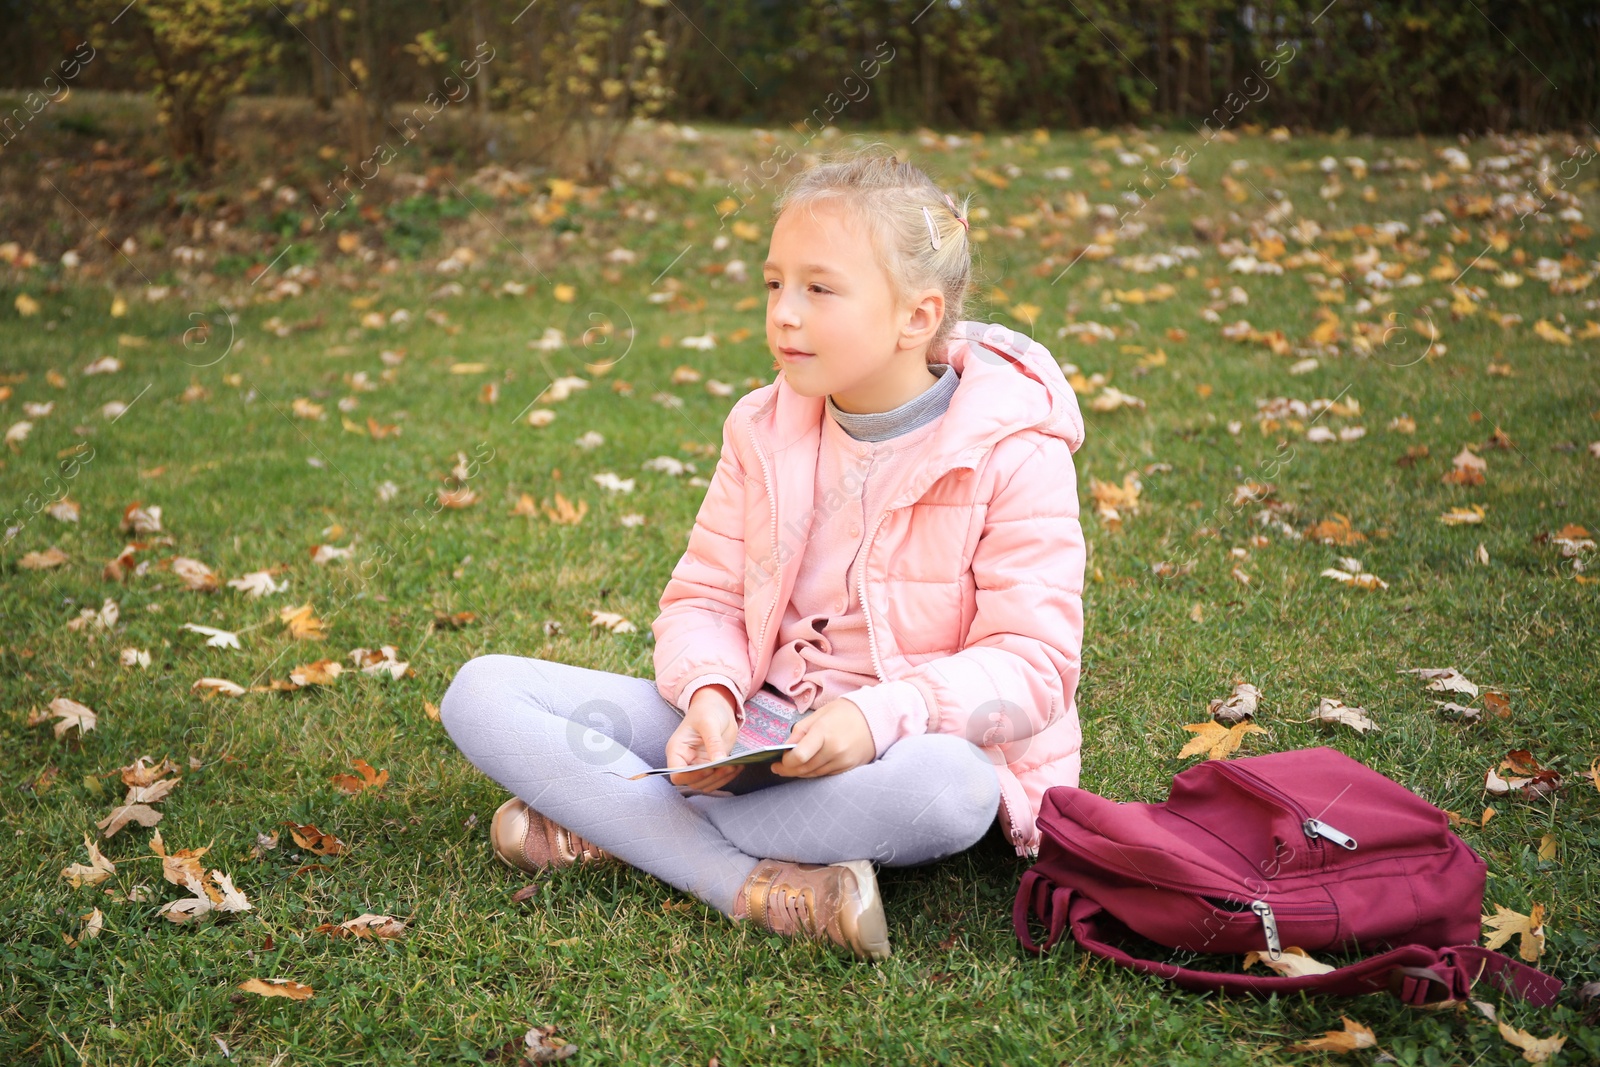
[763,200,944,414]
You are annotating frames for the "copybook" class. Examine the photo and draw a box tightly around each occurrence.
[607,686,806,795]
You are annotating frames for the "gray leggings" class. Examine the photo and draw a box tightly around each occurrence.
[439,654,1001,917]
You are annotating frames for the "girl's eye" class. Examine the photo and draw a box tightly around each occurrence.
[764,281,830,295]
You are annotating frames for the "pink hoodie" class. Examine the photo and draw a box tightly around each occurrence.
[652,320,1087,858]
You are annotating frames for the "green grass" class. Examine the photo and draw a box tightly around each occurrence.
[2,117,1599,1065]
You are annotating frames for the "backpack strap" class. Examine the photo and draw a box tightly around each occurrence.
[1014,874,1563,1006]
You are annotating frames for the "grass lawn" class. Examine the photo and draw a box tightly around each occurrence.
[2,109,1598,1064]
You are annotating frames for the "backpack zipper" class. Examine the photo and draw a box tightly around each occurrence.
[1303,818,1358,850]
[1214,762,1357,857]
[1250,899,1283,960]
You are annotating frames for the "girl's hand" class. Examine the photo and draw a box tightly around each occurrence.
[772,698,876,779]
[666,686,742,793]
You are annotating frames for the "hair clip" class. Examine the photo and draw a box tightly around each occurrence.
[943,192,969,233]
[923,205,941,250]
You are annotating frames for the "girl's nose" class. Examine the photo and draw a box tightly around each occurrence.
[771,289,802,329]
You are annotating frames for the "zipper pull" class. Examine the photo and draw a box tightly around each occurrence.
[1303,818,1359,850]
[1250,900,1282,960]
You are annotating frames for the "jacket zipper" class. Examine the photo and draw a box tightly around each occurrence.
[854,460,1030,851]
[746,418,782,681]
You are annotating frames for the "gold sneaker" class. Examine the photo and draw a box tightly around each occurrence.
[489,796,621,872]
[732,858,891,960]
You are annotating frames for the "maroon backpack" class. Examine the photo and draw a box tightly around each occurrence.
[1014,747,1563,1005]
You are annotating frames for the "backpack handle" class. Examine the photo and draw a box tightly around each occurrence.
[1015,877,1563,1006]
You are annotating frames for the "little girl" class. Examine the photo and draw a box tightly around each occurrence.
[440,146,1087,962]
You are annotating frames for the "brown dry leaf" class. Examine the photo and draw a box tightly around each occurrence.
[1496,1020,1566,1063]
[1532,319,1572,346]
[332,758,389,795]
[424,700,441,721]
[120,755,180,787]
[1178,721,1266,760]
[150,828,211,889]
[1243,945,1336,977]
[280,602,328,641]
[437,487,478,508]
[1440,504,1487,526]
[350,645,414,679]
[1482,690,1511,719]
[1305,513,1366,545]
[192,677,247,697]
[96,803,163,838]
[1400,667,1479,698]
[237,978,314,1000]
[520,1024,579,1062]
[1482,903,1546,962]
[1208,682,1260,725]
[169,556,220,592]
[1311,698,1377,733]
[541,492,588,525]
[1088,472,1142,531]
[366,417,401,439]
[41,697,97,739]
[285,822,347,856]
[316,913,408,940]
[1287,1016,1377,1053]
[61,832,117,887]
[288,659,344,687]
[124,776,180,805]
[64,907,105,946]
[1442,446,1488,485]
[120,502,162,534]
[18,545,70,569]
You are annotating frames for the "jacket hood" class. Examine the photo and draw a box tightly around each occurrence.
[747,319,1085,510]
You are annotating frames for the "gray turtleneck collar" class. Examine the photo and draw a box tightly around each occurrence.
[826,363,959,442]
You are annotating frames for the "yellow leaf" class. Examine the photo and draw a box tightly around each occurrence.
[237,978,314,1000]
[1482,903,1546,961]
[1532,319,1572,346]
[553,284,576,303]
[1287,1016,1377,1053]
[1537,834,1557,862]
[1177,721,1266,760]
[15,293,40,316]
[1496,1020,1566,1063]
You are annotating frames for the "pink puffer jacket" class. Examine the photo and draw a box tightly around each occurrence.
[652,320,1087,858]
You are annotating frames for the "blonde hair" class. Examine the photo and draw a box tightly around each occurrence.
[772,143,975,364]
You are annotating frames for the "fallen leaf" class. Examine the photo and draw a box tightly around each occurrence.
[1399,667,1479,698]
[589,611,636,634]
[350,645,414,679]
[227,570,289,597]
[61,832,117,887]
[288,659,344,687]
[1483,903,1546,962]
[96,803,162,838]
[1496,1020,1566,1062]
[1287,1016,1377,1053]
[285,822,347,856]
[332,758,389,795]
[1311,697,1377,733]
[169,557,220,592]
[192,677,246,697]
[1243,945,1336,977]
[237,978,314,1000]
[1440,504,1487,526]
[280,602,328,640]
[18,545,70,569]
[1178,721,1266,760]
[182,623,241,650]
[43,697,97,739]
[316,913,407,940]
[1208,682,1260,725]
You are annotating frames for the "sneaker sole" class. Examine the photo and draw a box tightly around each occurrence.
[829,859,891,961]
